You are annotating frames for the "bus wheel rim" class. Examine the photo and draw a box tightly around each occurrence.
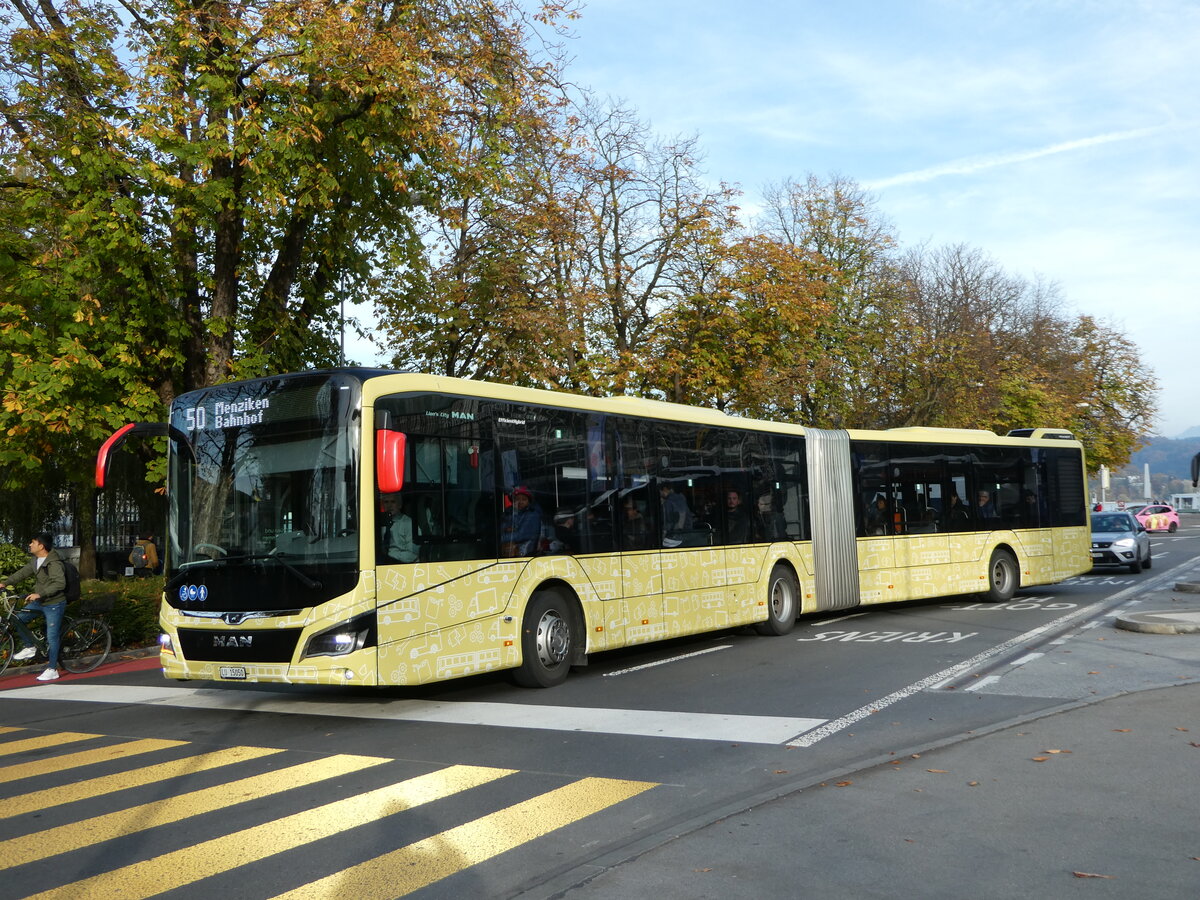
[771,576,794,618]
[993,558,1011,591]
[536,609,570,668]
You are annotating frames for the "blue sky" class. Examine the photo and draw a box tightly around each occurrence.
[562,0,1200,436]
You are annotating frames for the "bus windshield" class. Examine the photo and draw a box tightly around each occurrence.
[166,373,361,613]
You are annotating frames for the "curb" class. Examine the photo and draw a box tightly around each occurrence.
[1,644,158,681]
[1114,609,1200,634]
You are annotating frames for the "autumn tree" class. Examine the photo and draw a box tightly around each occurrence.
[883,244,1156,469]
[0,0,571,565]
[382,95,739,398]
[1056,316,1158,473]
[755,174,901,427]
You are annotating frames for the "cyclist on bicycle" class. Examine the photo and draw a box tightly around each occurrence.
[0,531,68,682]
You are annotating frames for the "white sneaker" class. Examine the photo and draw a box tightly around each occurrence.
[36,668,59,682]
[13,647,36,661]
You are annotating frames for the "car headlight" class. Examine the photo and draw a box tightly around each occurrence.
[1111,538,1135,549]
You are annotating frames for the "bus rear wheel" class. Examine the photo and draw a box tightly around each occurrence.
[984,550,1018,603]
[513,589,575,688]
[755,564,799,636]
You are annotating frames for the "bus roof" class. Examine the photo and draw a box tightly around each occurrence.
[200,368,1082,448]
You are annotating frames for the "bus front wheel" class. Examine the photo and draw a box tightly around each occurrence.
[755,564,799,636]
[513,589,575,688]
[984,550,1019,603]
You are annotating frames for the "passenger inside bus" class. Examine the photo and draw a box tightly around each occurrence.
[379,493,418,563]
[724,489,750,543]
[622,496,650,550]
[754,493,788,541]
[501,486,542,557]
[943,491,971,530]
[867,494,889,535]
[551,508,581,554]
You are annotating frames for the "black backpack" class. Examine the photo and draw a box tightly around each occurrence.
[60,558,81,604]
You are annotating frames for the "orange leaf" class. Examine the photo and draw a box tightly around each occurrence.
[1032,757,1050,762]
[835,780,853,787]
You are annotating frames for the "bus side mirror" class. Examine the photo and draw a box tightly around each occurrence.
[376,430,407,494]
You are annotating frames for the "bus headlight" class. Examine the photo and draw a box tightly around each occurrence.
[303,612,377,659]
[159,633,175,656]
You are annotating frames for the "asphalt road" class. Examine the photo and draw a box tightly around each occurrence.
[1,520,1198,899]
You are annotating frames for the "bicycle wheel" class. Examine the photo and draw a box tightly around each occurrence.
[60,617,112,674]
[0,626,14,676]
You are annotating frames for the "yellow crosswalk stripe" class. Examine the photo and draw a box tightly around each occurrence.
[0,727,22,736]
[25,764,517,900]
[0,745,283,818]
[269,776,657,899]
[0,732,99,756]
[0,738,186,786]
[2,753,391,869]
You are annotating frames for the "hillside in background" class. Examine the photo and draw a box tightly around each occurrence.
[1128,435,1200,479]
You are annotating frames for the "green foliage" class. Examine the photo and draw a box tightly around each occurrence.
[81,577,162,649]
[0,543,32,590]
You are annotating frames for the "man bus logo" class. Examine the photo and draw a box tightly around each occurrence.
[213,635,253,648]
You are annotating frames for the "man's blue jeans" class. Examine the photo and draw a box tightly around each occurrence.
[13,600,66,669]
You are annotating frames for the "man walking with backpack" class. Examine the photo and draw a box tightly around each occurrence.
[129,532,159,575]
[0,532,69,681]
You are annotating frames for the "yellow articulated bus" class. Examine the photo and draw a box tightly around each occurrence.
[96,370,1091,688]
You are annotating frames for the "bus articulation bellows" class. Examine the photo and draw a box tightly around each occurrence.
[95,370,1092,689]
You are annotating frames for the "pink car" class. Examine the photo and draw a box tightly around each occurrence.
[1127,503,1179,533]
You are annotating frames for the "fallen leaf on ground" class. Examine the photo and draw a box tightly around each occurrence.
[968,781,979,786]
[694,867,712,872]
[835,781,853,787]
[1032,756,1050,762]
[1113,729,1132,733]
[1072,872,1115,879]
[926,769,948,773]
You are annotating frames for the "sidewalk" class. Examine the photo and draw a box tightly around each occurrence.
[559,577,1200,899]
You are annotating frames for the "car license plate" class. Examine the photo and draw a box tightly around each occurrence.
[219,666,247,680]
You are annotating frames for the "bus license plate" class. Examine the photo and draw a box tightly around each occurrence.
[219,666,247,680]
